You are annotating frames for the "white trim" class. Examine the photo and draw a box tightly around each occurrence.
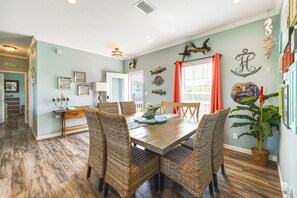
[31,128,37,140]
[126,9,280,59]
[277,163,286,198]
[223,144,278,162]
[35,128,88,140]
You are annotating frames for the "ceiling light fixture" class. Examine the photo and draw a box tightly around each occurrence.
[67,0,77,4]
[231,0,243,4]
[111,48,122,58]
[3,45,17,52]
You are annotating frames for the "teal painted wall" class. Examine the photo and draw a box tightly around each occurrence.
[36,41,123,136]
[4,73,25,106]
[124,15,280,156]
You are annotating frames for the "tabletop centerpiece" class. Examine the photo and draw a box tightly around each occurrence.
[142,103,160,119]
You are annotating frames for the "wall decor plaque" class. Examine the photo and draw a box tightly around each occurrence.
[74,71,87,83]
[58,77,72,90]
[152,76,164,86]
[230,82,259,104]
[231,48,262,77]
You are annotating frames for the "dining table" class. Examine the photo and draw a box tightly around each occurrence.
[126,113,199,155]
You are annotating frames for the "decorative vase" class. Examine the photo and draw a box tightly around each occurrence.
[251,147,270,166]
[142,109,158,119]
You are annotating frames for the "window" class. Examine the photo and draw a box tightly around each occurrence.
[182,59,212,119]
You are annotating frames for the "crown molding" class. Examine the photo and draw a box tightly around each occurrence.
[125,9,280,60]
[0,53,28,60]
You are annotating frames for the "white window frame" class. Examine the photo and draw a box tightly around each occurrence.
[181,58,212,119]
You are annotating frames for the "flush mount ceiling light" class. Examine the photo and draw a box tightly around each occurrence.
[3,45,17,52]
[66,0,77,4]
[134,0,156,14]
[231,0,243,4]
[111,48,122,58]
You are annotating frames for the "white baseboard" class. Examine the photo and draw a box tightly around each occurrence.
[31,128,37,140]
[277,163,286,198]
[223,144,278,162]
[35,128,89,140]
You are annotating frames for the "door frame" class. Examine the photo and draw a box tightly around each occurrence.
[0,70,28,124]
[106,72,129,102]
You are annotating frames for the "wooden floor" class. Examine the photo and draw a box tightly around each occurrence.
[0,116,282,198]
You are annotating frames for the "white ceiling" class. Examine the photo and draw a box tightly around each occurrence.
[0,0,281,59]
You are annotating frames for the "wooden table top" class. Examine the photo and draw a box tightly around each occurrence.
[128,113,198,155]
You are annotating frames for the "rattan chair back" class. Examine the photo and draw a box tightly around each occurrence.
[192,111,220,185]
[84,108,106,178]
[120,101,136,115]
[212,107,231,172]
[97,102,119,114]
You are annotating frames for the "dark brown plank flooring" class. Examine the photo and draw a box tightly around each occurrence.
[0,116,282,198]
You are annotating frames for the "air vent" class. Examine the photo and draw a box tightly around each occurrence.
[134,0,156,14]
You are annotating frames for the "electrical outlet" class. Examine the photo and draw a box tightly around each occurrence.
[145,91,148,96]
[233,133,238,139]
[55,115,61,119]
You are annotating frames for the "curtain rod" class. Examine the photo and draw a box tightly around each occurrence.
[174,54,222,64]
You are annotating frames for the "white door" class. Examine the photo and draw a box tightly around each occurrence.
[128,70,144,112]
[106,72,128,102]
[0,73,5,124]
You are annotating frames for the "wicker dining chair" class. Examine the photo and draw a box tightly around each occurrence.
[160,101,200,122]
[182,107,231,188]
[97,102,119,114]
[120,101,136,115]
[97,111,159,198]
[84,108,106,192]
[160,112,220,198]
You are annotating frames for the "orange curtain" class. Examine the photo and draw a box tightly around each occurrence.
[173,61,182,103]
[210,53,222,113]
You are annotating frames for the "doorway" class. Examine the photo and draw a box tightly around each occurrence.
[128,70,144,112]
[0,71,27,123]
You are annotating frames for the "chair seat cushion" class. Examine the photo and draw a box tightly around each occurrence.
[181,136,195,150]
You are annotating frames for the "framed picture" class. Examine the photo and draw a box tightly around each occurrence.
[282,84,290,128]
[77,85,90,96]
[4,80,19,93]
[289,62,296,134]
[57,77,72,90]
[74,71,86,83]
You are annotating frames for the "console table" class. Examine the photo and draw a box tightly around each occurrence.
[54,107,89,137]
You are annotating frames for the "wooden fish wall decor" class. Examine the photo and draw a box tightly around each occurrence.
[152,76,164,86]
[152,89,166,95]
[188,38,211,55]
[179,38,211,61]
[150,66,166,75]
[179,44,191,62]
[129,58,137,70]
[263,17,273,61]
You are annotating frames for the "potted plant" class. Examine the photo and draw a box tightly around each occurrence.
[228,86,281,166]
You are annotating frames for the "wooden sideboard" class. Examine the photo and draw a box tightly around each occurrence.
[54,106,89,137]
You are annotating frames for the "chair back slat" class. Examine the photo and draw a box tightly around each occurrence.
[160,101,200,121]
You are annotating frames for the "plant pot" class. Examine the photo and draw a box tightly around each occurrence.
[251,147,270,166]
